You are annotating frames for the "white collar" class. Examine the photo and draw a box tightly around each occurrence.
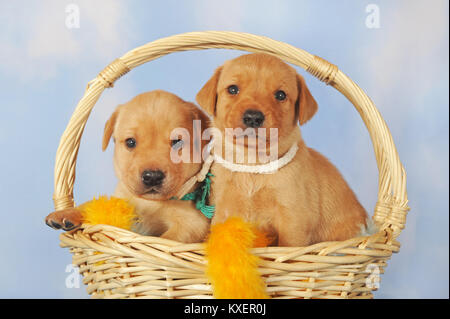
[213,143,299,174]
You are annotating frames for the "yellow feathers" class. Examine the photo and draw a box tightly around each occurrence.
[80,197,268,298]
[80,196,137,230]
[205,217,269,299]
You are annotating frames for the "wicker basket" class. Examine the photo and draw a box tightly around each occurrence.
[53,31,410,299]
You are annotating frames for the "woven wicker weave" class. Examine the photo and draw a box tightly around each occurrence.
[54,31,410,299]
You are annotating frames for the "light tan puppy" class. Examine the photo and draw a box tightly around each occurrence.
[196,53,368,246]
[46,90,210,243]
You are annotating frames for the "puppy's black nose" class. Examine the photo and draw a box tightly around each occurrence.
[142,170,165,187]
[243,109,265,128]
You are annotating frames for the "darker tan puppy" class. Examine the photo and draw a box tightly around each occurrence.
[196,53,368,246]
[46,90,210,243]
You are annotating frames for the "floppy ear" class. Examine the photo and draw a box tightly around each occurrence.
[190,104,210,163]
[102,107,120,151]
[296,74,318,125]
[196,66,223,116]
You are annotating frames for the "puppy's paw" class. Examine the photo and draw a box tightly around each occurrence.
[161,228,205,244]
[45,208,83,231]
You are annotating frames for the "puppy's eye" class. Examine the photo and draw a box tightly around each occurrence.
[171,139,184,149]
[227,85,239,95]
[125,138,136,149]
[275,90,287,101]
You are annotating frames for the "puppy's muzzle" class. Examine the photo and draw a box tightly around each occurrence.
[142,170,165,188]
[243,109,265,128]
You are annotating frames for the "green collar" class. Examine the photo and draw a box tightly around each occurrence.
[172,173,215,219]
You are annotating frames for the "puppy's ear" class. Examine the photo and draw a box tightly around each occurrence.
[190,105,210,162]
[296,74,318,125]
[196,66,223,116]
[102,107,120,151]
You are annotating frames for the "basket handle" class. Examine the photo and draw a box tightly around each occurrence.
[53,31,409,238]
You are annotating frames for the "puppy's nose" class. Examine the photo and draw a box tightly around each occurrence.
[142,170,165,187]
[243,109,265,128]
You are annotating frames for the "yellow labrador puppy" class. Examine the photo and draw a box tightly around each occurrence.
[46,90,210,243]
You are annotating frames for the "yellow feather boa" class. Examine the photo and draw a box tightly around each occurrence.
[205,217,269,299]
[80,196,137,230]
[79,197,269,298]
